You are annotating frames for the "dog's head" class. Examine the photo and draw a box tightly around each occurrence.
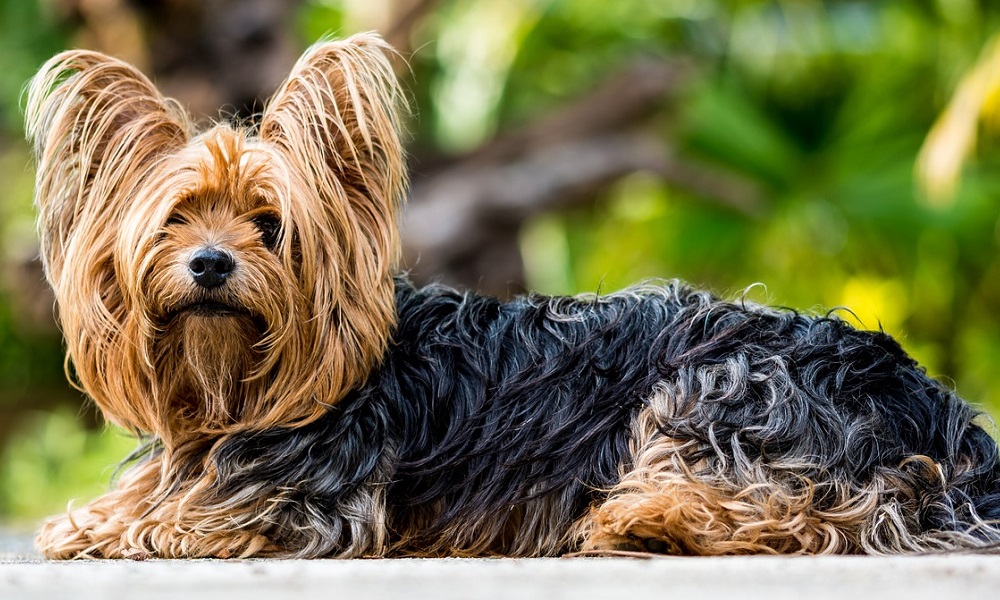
[25,34,406,443]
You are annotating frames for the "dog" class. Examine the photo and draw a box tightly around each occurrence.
[24,32,1000,559]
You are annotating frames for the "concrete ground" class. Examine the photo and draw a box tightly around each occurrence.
[2,529,999,600]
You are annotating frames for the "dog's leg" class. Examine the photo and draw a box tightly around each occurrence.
[36,493,132,560]
[577,460,875,555]
[35,457,279,559]
[37,503,278,559]
[575,383,997,556]
[37,445,395,559]
[575,387,878,555]
[36,495,277,559]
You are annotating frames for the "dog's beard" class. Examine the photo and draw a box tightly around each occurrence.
[156,310,264,431]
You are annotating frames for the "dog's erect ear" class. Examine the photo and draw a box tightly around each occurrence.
[261,31,406,270]
[25,51,189,287]
[260,32,406,268]
[25,52,189,435]
[257,33,407,414]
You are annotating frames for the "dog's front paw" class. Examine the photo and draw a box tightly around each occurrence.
[35,509,124,559]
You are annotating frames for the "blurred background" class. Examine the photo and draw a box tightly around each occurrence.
[1,0,999,526]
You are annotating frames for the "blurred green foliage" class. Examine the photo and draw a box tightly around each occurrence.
[0,410,135,522]
[2,0,1000,522]
[0,0,66,131]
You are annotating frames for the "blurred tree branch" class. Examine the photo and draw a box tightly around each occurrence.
[402,60,763,296]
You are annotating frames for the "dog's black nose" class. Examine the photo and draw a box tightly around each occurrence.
[189,248,234,289]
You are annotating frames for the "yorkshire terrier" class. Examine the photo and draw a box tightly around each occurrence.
[25,33,1000,559]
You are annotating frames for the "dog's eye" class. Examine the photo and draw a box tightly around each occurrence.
[165,214,187,226]
[252,214,281,249]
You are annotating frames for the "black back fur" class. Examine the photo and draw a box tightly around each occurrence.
[210,278,1000,555]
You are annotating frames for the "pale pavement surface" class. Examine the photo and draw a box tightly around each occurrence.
[2,529,999,600]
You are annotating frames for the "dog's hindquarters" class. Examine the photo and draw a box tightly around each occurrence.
[579,305,1000,555]
[372,280,1000,556]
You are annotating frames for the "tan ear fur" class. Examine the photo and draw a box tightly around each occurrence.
[25,50,190,285]
[257,32,408,414]
[24,51,189,433]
